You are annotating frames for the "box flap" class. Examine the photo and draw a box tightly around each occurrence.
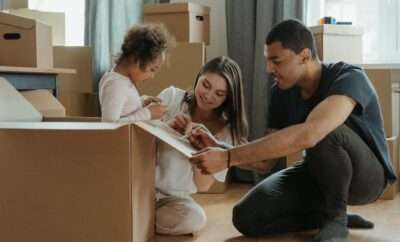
[0,77,42,122]
[0,11,35,30]
[144,3,209,15]
[136,120,196,158]
[20,89,66,117]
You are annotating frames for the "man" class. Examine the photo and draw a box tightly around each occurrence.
[189,19,397,242]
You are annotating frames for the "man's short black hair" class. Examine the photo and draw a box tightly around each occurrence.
[266,19,318,59]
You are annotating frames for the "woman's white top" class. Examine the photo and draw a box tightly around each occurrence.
[98,70,151,122]
[156,86,231,197]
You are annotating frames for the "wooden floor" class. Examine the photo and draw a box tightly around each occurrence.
[152,183,400,242]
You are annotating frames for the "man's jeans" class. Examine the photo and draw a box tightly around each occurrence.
[232,125,386,237]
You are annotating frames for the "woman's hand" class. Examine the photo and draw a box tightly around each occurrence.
[188,128,219,150]
[168,113,192,134]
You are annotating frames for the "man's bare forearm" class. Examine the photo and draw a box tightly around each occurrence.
[229,123,313,166]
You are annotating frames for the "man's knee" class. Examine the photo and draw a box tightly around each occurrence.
[308,124,349,155]
[232,204,257,237]
[305,124,354,180]
[232,203,272,237]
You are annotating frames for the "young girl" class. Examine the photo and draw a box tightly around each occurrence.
[99,24,173,122]
[155,56,249,235]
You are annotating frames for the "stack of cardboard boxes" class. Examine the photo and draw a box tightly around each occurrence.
[140,2,208,96]
[143,3,229,193]
[0,4,96,117]
[0,10,68,117]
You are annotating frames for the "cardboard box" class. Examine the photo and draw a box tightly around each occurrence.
[63,92,99,117]
[379,136,399,200]
[5,9,66,45]
[136,42,205,96]
[53,46,95,116]
[0,120,157,242]
[20,89,66,117]
[310,24,363,64]
[53,46,92,93]
[0,115,202,242]
[1,0,28,9]
[0,87,196,241]
[0,12,53,68]
[364,66,400,137]
[144,3,210,44]
[0,77,42,121]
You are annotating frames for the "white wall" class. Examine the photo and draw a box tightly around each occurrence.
[29,0,85,46]
[171,0,228,61]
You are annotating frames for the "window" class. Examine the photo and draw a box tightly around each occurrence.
[398,2,400,53]
[29,0,85,46]
[307,0,400,64]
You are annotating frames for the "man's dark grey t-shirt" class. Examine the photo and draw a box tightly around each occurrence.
[268,62,397,183]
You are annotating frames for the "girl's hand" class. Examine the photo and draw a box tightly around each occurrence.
[147,103,167,119]
[142,95,162,107]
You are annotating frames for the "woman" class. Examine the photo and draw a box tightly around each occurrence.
[155,56,249,235]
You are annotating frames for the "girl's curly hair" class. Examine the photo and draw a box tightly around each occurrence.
[116,23,174,70]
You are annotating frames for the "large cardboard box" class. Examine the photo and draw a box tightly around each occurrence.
[53,46,92,93]
[5,9,66,45]
[65,92,99,117]
[0,117,201,242]
[0,86,196,241]
[20,89,66,117]
[0,118,198,242]
[53,46,95,116]
[363,66,400,137]
[0,120,157,242]
[0,12,53,68]
[136,42,205,96]
[310,24,363,64]
[379,136,399,200]
[144,3,210,44]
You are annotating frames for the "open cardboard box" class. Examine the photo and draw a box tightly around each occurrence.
[0,78,209,242]
[0,118,159,242]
